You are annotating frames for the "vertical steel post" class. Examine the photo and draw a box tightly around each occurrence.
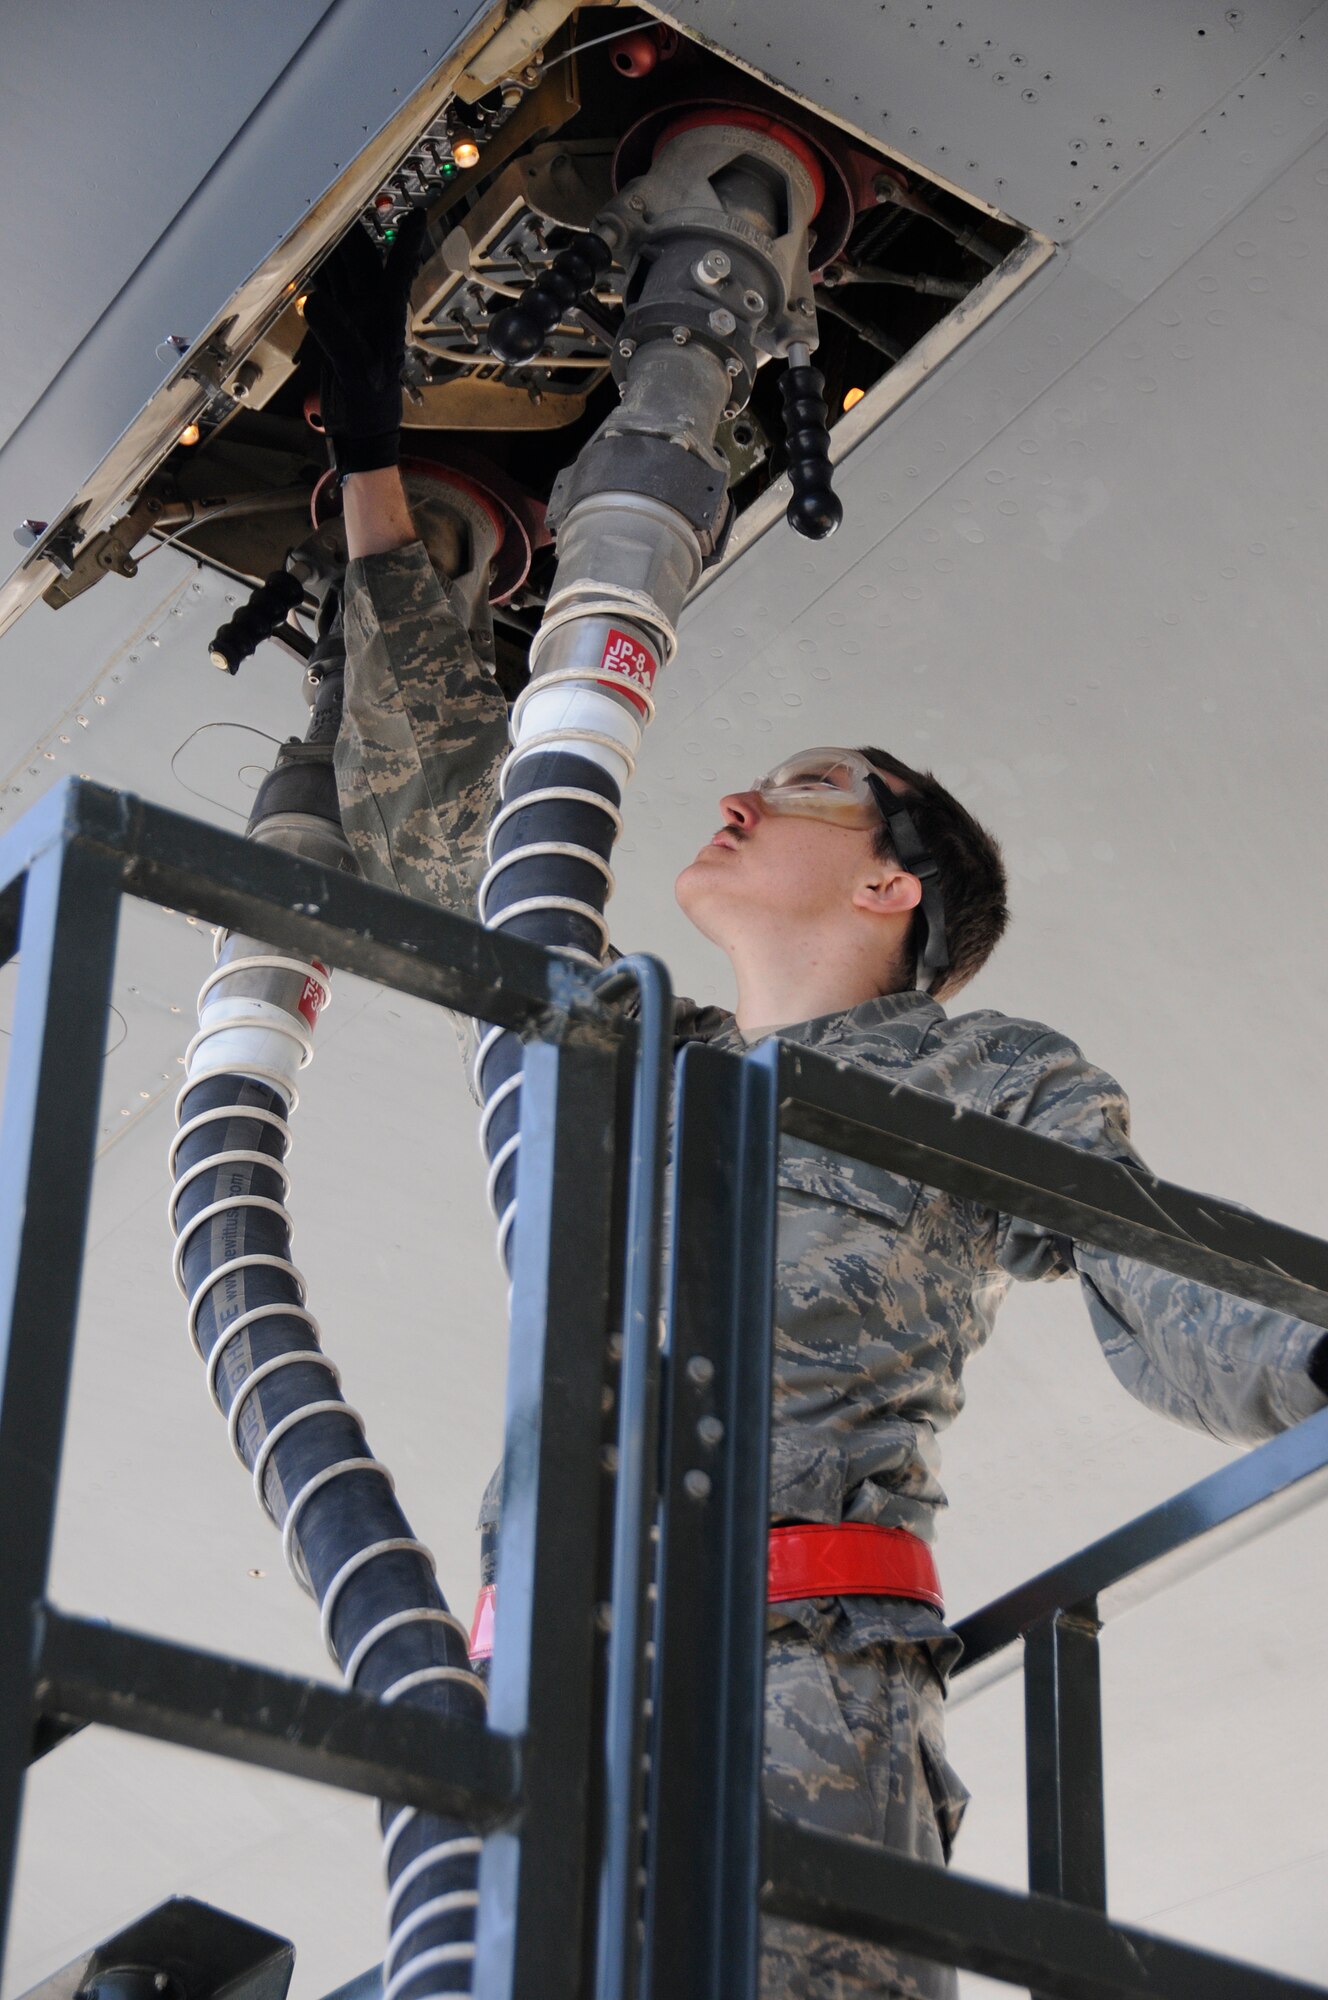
[593,961,673,2000]
[474,1029,623,2000]
[0,837,122,1967]
[1023,1605,1107,1911]
[643,1040,779,2000]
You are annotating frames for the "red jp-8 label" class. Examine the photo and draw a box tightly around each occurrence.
[297,961,331,1030]
[598,628,659,714]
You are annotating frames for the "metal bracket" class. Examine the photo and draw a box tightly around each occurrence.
[181,322,238,399]
[41,483,176,609]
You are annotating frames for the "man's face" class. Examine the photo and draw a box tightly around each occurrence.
[674,775,891,954]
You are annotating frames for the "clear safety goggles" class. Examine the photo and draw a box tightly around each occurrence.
[753,747,892,829]
[751,746,952,994]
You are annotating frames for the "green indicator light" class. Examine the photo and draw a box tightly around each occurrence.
[384,226,397,242]
[441,161,457,179]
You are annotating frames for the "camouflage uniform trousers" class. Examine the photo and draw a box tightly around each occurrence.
[763,1626,964,2000]
[333,545,967,1999]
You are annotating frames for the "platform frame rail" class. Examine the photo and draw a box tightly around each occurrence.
[2,780,1328,2000]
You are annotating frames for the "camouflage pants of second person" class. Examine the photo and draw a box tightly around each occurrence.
[762,1628,966,2000]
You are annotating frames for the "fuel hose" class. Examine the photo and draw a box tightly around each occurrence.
[472,491,702,1270]
[169,749,483,1997]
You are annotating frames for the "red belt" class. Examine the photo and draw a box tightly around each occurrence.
[767,1523,942,1610]
[469,1523,941,1661]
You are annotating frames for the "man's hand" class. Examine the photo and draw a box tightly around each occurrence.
[303,209,428,476]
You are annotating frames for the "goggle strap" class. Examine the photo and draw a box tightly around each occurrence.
[916,880,951,979]
[864,775,951,992]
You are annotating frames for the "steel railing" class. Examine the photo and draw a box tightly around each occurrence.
[2,779,1326,2000]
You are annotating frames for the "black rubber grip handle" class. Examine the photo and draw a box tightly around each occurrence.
[209,568,305,674]
[489,232,612,364]
[780,362,843,540]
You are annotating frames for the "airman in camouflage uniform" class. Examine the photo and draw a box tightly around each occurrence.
[334,539,1327,2000]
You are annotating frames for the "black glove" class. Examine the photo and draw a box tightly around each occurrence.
[302,208,428,475]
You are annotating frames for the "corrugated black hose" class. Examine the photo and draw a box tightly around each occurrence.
[474,746,623,1263]
[170,664,486,1999]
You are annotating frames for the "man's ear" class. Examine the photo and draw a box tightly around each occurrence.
[851,863,923,919]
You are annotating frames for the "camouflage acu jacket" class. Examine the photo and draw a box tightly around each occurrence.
[337,543,1326,1660]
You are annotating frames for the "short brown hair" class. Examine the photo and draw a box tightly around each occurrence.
[858,747,1009,1003]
